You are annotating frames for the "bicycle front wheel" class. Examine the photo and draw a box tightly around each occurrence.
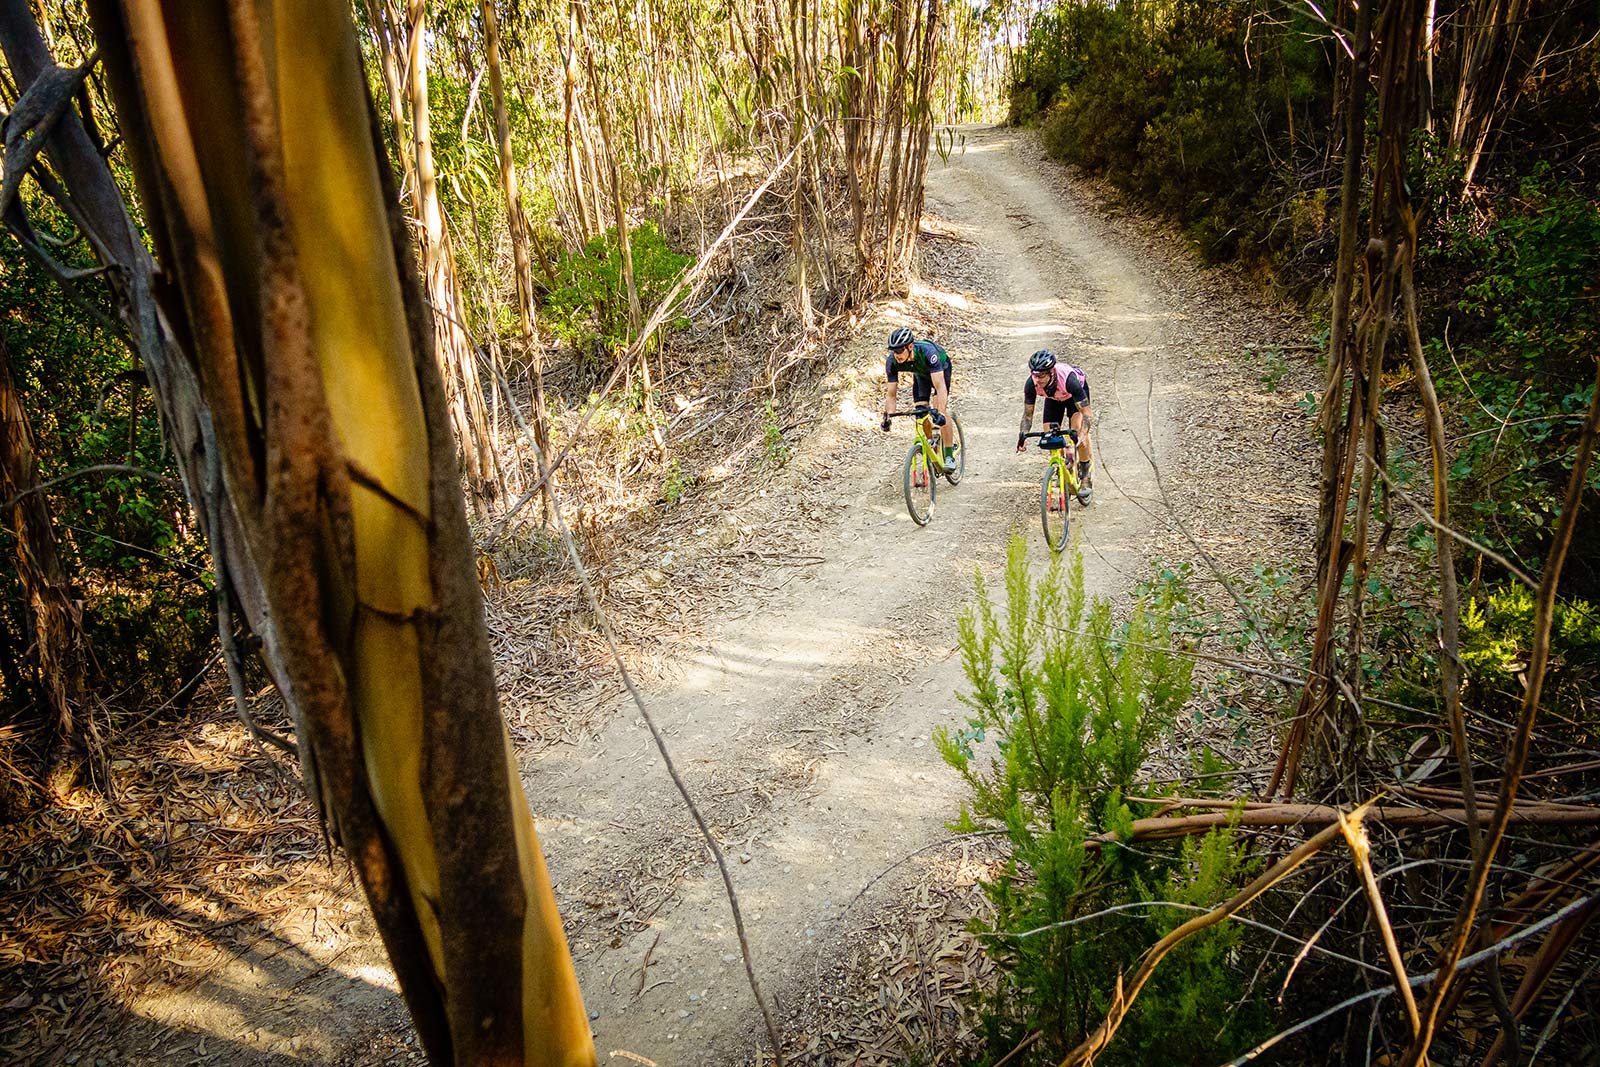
[904,442,936,525]
[1041,460,1070,551]
[943,412,966,486]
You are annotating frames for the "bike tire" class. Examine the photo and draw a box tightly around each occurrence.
[943,412,966,486]
[1041,460,1070,551]
[904,442,935,526]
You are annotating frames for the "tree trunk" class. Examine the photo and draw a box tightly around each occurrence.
[482,0,555,523]
[402,0,497,509]
[0,334,87,745]
[83,3,594,1062]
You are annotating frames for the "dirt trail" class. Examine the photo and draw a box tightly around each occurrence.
[531,124,1189,1062]
[71,123,1311,1067]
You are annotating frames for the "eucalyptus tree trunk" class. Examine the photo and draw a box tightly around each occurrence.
[82,3,593,1063]
[558,4,601,243]
[483,0,555,523]
[402,0,498,508]
[0,334,86,745]
[575,0,644,344]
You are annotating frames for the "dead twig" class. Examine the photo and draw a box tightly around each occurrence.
[1336,807,1419,1036]
[1223,892,1600,1067]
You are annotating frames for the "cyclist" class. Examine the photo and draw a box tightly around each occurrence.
[1015,348,1093,503]
[879,326,957,472]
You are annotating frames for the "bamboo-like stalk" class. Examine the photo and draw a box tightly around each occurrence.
[483,0,555,523]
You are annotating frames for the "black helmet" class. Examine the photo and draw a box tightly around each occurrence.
[887,327,914,352]
[1028,349,1057,373]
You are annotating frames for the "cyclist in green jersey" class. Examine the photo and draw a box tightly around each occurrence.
[879,327,957,471]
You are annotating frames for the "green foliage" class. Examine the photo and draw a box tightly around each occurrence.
[1461,583,1600,720]
[1416,166,1600,578]
[1024,2,1330,265]
[1257,348,1290,390]
[1,193,213,721]
[540,223,692,369]
[660,457,696,504]
[938,536,1271,1064]
[762,400,791,465]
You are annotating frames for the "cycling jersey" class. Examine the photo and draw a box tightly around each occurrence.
[1023,364,1089,414]
[886,339,951,384]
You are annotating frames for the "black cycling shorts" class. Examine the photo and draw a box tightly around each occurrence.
[911,363,953,404]
[1043,382,1090,428]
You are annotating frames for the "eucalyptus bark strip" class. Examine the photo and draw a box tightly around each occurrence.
[1401,261,1477,849]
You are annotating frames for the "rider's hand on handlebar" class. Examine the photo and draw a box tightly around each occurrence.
[880,414,891,433]
[1016,434,1027,453]
[930,411,946,427]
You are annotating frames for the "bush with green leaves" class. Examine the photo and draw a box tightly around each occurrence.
[762,400,791,465]
[1422,166,1600,584]
[1462,583,1600,728]
[1,196,213,734]
[540,222,692,370]
[1025,2,1330,266]
[937,536,1272,1064]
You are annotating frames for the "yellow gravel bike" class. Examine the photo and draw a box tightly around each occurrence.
[889,405,965,525]
[1022,428,1087,551]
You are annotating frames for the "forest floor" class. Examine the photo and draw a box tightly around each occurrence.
[2,124,1322,1066]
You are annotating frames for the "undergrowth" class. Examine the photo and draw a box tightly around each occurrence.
[938,536,1274,1065]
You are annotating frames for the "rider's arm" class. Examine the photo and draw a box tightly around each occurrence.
[1016,401,1035,452]
[881,380,899,430]
[930,370,949,414]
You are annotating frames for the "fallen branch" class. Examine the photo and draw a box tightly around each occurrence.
[1337,807,1420,1035]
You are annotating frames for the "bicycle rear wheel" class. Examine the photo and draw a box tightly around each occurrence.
[904,442,936,525]
[1041,460,1070,551]
[943,412,966,486]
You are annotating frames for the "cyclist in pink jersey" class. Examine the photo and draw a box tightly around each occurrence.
[1015,348,1093,502]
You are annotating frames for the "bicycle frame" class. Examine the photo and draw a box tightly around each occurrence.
[891,406,946,473]
[1024,428,1081,550]
[891,404,963,525]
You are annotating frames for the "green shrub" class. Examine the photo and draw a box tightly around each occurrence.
[1,196,213,724]
[937,536,1272,1064]
[762,400,791,465]
[660,457,696,504]
[1461,583,1600,726]
[540,222,691,369]
[1019,2,1329,266]
[1425,167,1600,581]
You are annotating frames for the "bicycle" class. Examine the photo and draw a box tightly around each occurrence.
[889,404,965,526]
[1021,428,1086,551]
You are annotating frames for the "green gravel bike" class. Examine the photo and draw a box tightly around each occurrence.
[890,405,965,526]
[1022,428,1089,551]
